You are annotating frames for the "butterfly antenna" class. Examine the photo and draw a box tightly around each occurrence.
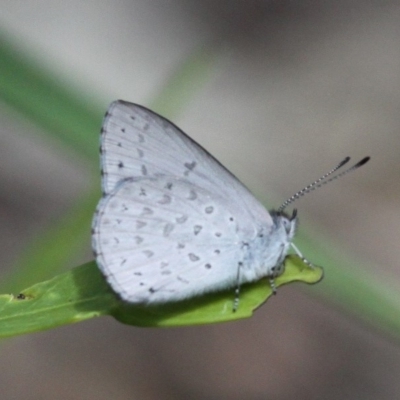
[277,156,370,213]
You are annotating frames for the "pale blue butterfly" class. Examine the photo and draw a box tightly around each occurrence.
[92,100,369,310]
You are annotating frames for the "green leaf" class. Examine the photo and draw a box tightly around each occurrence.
[0,255,322,338]
[113,255,323,327]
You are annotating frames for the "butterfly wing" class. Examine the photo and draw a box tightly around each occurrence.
[100,100,272,230]
[93,176,248,303]
[94,100,275,303]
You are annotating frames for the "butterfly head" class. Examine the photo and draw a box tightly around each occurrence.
[269,208,298,241]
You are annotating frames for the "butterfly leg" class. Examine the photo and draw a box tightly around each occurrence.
[233,262,243,312]
[269,277,277,294]
[290,242,314,269]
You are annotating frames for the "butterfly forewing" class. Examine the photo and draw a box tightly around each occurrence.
[100,101,272,227]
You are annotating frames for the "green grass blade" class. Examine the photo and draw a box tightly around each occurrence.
[0,35,102,161]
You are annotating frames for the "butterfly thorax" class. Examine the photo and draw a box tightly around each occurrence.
[240,211,298,283]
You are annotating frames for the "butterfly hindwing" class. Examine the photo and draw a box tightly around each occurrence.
[93,176,248,303]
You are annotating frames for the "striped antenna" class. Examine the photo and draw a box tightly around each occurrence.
[277,156,370,213]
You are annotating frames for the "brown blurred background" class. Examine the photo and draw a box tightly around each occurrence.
[1,1,400,399]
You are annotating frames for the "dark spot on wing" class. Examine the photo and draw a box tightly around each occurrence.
[163,223,174,236]
[136,220,146,229]
[134,236,144,244]
[188,190,197,200]
[188,253,200,262]
[158,194,171,204]
[184,161,196,170]
[141,207,153,216]
[177,276,189,284]
[143,250,154,258]
[176,215,188,224]
[193,225,202,235]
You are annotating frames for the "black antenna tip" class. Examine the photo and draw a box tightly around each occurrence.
[354,156,370,168]
[339,156,351,167]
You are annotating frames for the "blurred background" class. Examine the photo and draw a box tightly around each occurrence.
[1,1,400,399]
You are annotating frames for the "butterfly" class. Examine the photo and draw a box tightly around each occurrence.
[92,100,369,309]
